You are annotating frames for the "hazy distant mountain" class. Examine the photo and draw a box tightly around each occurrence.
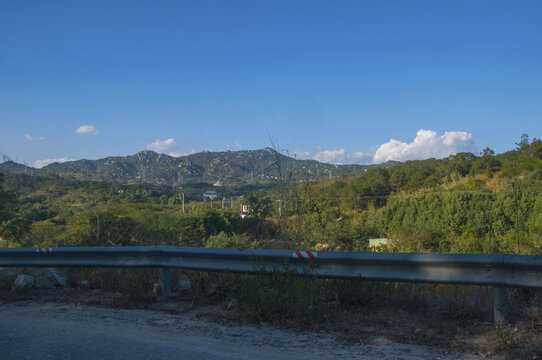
[0,148,396,186]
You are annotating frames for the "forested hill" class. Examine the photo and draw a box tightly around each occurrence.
[0,148,391,186]
[266,136,542,254]
[0,136,541,254]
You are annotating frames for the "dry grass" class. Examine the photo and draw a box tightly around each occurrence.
[2,268,541,358]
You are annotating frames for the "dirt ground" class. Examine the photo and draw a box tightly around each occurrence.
[1,287,541,359]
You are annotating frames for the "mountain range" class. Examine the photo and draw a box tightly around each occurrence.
[0,148,396,186]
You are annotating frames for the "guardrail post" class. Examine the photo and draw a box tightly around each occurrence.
[162,268,172,297]
[493,286,508,324]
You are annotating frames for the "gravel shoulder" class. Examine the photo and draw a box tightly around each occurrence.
[0,301,473,360]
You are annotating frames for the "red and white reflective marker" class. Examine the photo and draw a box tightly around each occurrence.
[292,250,317,259]
[36,247,53,253]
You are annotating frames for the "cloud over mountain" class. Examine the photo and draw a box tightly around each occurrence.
[309,129,476,165]
[34,157,74,168]
[313,149,374,164]
[373,129,476,163]
[146,138,178,153]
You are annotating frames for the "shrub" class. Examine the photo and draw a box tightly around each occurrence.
[206,231,256,249]
[231,259,325,324]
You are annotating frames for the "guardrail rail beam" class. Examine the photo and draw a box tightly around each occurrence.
[1,246,541,323]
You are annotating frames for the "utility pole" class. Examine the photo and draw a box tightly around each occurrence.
[179,192,185,213]
[141,167,146,183]
[276,199,283,218]
[97,215,100,244]
[94,212,100,244]
[222,197,225,210]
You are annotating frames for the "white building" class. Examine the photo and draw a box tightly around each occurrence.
[203,190,218,201]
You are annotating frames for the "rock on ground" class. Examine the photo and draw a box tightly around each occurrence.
[31,268,68,288]
[12,274,35,292]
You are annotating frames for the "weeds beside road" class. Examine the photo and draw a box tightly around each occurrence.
[2,267,542,359]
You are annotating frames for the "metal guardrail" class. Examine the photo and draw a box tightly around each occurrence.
[1,246,541,322]
[1,246,541,287]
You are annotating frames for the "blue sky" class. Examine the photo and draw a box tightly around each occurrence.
[1,0,541,167]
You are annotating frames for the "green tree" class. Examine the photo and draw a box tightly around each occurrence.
[1,218,31,244]
[0,172,16,222]
[482,147,495,157]
[516,133,530,152]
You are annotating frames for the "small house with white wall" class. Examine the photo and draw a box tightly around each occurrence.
[203,190,218,201]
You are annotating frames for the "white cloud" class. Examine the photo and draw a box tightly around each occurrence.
[75,125,99,135]
[291,151,311,159]
[24,134,44,141]
[146,138,178,153]
[169,148,196,157]
[313,149,374,164]
[372,129,476,163]
[235,142,242,150]
[309,129,475,165]
[313,149,345,163]
[34,157,74,168]
[350,151,374,163]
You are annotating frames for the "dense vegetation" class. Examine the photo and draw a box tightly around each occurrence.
[270,135,542,254]
[1,135,541,256]
[0,173,269,248]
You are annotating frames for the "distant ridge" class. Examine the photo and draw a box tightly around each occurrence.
[0,148,397,186]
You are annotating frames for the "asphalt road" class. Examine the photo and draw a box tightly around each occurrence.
[0,313,243,360]
[0,302,449,360]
